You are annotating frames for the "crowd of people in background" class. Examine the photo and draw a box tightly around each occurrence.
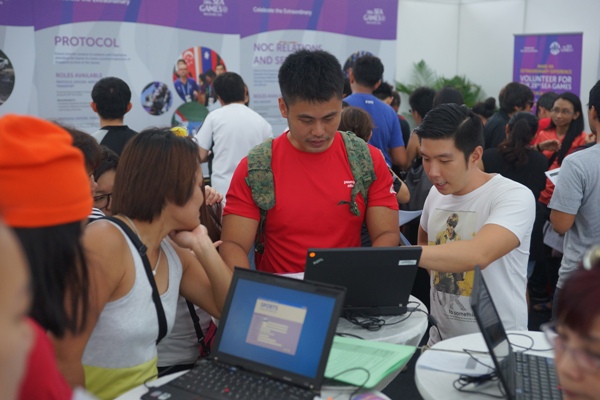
[0,48,599,400]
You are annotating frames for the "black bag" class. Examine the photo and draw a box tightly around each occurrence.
[401,157,433,212]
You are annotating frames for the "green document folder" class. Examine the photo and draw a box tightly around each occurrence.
[324,336,416,388]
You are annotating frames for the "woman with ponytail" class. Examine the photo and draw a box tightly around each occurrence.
[482,112,548,278]
[532,92,587,206]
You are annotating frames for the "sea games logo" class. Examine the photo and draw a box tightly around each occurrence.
[363,8,386,25]
[199,0,228,17]
[549,41,561,56]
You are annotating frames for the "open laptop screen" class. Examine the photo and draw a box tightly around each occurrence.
[305,247,421,312]
[471,266,514,397]
[213,269,345,389]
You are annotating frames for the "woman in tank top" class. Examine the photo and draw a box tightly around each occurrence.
[53,128,232,399]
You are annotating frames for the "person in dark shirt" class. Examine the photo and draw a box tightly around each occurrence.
[481,111,547,279]
[483,82,534,149]
[90,77,138,156]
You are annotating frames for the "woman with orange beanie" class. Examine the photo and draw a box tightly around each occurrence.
[53,128,232,399]
[0,221,35,400]
[0,114,95,399]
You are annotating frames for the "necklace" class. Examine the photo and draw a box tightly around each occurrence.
[121,215,161,276]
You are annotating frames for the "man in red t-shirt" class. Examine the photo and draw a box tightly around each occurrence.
[220,50,400,274]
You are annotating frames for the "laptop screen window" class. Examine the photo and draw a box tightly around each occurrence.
[246,298,307,356]
[217,278,337,379]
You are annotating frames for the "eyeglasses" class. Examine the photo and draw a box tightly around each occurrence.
[551,107,574,115]
[93,193,112,210]
[541,322,600,372]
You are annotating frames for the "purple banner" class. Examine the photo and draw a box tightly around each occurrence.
[32,0,239,33]
[0,0,33,26]
[513,33,583,100]
[239,0,397,40]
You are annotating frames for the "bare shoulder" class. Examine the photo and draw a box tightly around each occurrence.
[84,219,129,252]
[83,220,130,281]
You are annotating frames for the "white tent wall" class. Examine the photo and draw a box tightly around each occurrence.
[396,0,600,130]
[396,0,460,82]
[457,0,525,102]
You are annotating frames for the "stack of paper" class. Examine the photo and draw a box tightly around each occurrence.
[417,348,493,376]
[324,336,416,388]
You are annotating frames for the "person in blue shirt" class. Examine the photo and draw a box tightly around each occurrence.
[174,59,200,103]
[345,55,406,168]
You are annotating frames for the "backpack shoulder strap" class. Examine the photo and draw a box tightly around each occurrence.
[245,139,274,254]
[339,131,376,216]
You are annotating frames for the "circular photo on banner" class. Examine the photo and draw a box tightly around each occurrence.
[0,50,16,106]
[173,46,227,105]
[343,50,373,77]
[141,81,173,116]
[171,102,209,136]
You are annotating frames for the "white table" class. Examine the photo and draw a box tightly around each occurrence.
[282,272,429,348]
[336,295,428,348]
[116,274,427,399]
[285,273,429,391]
[415,331,554,400]
[115,370,392,400]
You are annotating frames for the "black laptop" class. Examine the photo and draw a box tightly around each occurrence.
[304,247,421,316]
[471,267,562,400]
[142,268,345,400]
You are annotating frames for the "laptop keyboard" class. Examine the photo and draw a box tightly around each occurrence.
[514,352,562,400]
[169,359,317,400]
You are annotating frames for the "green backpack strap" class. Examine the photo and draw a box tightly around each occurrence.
[245,139,274,254]
[245,133,375,254]
[339,131,376,217]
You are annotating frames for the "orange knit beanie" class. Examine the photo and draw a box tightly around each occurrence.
[0,114,93,227]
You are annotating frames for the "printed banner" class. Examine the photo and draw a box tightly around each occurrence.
[239,0,398,135]
[513,33,583,101]
[31,0,240,133]
[0,0,35,114]
[1,0,397,136]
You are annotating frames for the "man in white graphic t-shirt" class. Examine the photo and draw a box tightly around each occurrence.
[416,104,535,345]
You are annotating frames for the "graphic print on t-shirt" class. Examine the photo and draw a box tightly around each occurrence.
[429,209,477,321]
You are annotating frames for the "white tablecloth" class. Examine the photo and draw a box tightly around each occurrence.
[336,295,428,347]
[415,331,554,400]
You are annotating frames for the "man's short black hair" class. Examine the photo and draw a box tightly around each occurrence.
[433,87,464,108]
[373,81,393,101]
[352,55,384,88]
[343,77,352,98]
[212,72,245,104]
[91,77,132,120]
[278,49,344,105]
[409,87,436,119]
[499,82,534,113]
[415,103,483,164]
[536,91,558,115]
[205,69,216,79]
[589,80,600,113]
[59,124,101,172]
[390,91,401,108]
[94,145,119,181]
